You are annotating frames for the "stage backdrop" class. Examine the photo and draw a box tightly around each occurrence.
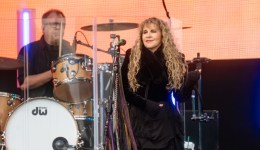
[0,0,259,61]
[0,1,260,150]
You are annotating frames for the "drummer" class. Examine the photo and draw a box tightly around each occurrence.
[17,9,74,98]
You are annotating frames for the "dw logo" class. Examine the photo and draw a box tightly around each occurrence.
[32,107,47,116]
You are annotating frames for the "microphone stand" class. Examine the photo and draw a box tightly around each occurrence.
[75,39,112,149]
[77,35,123,150]
[110,34,121,150]
[76,40,111,55]
[190,53,212,122]
[189,53,213,150]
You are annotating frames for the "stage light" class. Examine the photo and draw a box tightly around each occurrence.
[22,11,29,46]
[171,91,176,106]
[17,8,36,52]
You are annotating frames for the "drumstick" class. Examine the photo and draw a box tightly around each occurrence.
[58,21,63,57]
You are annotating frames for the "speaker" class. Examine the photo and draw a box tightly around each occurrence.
[183,110,219,150]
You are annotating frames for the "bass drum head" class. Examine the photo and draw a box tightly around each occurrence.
[4,97,78,150]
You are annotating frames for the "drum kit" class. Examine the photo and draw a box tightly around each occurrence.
[0,22,138,150]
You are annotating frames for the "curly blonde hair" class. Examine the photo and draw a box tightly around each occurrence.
[128,17,187,92]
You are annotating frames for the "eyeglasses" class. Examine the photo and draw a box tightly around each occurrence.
[45,22,66,28]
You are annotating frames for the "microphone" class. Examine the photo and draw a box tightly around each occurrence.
[115,39,126,46]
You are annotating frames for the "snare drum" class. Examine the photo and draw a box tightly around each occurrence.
[4,97,79,150]
[51,53,93,103]
[0,92,21,132]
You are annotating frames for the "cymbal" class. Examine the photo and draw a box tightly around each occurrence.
[0,57,23,70]
[81,22,139,31]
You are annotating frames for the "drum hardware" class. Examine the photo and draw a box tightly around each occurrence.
[83,55,93,72]
[0,131,5,149]
[83,100,87,115]
[7,97,17,107]
[0,140,4,150]
[6,93,21,107]
[98,63,112,73]
[74,116,94,121]
[65,63,71,78]
[1,131,4,140]
[76,118,94,149]
[52,137,76,150]
[61,98,93,118]
[77,135,85,148]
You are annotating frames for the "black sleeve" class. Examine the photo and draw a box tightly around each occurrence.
[174,70,200,102]
[17,44,35,85]
[121,49,161,115]
[17,46,26,85]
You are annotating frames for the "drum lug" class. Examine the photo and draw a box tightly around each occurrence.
[83,100,87,115]
[1,131,5,141]
[77,131,84,148]
[77,140,84,148]
[68,58,76,65]
[53,79,58,85]
[81,57,92,72]
[80,59,86,70]
[60,64,69,73]
[7,98,14,107]
[51,65,56,72]
[70,70,77,77]
[51,61,56,72]
[68,104,74,115]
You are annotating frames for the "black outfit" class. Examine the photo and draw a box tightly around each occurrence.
[121,46,197,150]
[18,35,74,98]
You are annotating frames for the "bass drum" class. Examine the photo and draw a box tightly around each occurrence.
[4,97,79,150]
